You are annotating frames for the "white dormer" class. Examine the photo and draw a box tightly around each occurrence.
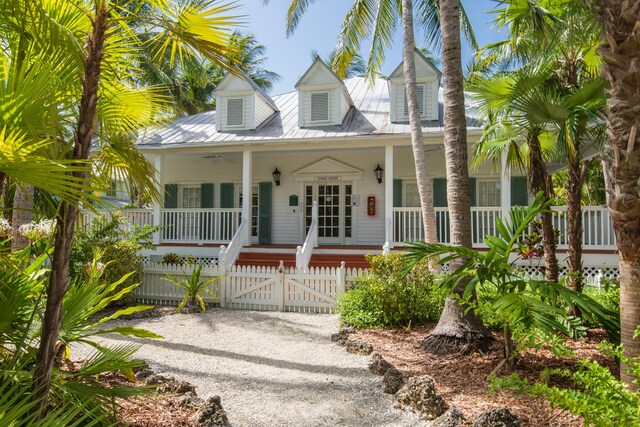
[214,72,278,131]
[388,49,441,123]
[295,57,354,127]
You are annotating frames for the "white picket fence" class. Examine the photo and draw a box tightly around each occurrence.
[135,262,368,313]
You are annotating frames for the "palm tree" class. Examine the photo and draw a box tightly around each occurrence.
[284,0,493,353]
[0,0,241,416]
[310,48,366,78]
[587,0,640,390]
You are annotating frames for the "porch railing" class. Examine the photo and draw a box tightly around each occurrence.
[78,209,154,233]
[218,220,247,268]
[296,201,318,271]
[392,205,616,250]
[160,208,241,243]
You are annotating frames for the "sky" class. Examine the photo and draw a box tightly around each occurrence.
[232,0,506,94]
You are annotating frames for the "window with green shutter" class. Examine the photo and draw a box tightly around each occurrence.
[511,176,528,206]
[258,182,272,244]
[220,183,235,208]
[432,178,448,207]
[164,184,178,208]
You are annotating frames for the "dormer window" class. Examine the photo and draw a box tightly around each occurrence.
[310,91,330,123]
[226,98,244,127]
[403,84,426,118]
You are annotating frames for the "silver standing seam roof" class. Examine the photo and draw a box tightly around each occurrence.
[136,76,483,148]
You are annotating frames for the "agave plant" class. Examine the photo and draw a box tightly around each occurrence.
[164,263,220,313]
[404,193,619,370]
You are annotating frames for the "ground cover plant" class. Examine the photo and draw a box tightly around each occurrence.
[164,263,220,313]
[336,253,444,328]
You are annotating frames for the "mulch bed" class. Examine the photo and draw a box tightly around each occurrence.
[353,325,617,426]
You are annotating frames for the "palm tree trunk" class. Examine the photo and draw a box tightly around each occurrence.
[401,0,437,247]
[600,155,614,207]
[421,0,493,354]
[592,0,640,391]
[565,156,586,292]
[32,4,108,416]
[11,184,34,251]
[527,132,559,282]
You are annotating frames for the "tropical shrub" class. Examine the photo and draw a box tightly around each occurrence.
[404,194,619,369]
[0,248,161,424]
[336,253,444,328]
[584,285,620,313]
[491,337,640,427]
[161,252,182,264]
[70,215,156,292]
[164,263,220,312]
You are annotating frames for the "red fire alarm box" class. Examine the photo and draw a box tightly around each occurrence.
[367,196,376,216]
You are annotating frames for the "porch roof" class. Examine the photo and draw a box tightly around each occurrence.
[136,77,483,148]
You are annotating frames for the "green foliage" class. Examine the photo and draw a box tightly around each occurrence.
[71,215,156,296]
[404,193,619,364]
[336,254,444,328]
[491,342,640,427]
[164,263,220,312]
[584,285,620,314]
[0,248,160,424]
[161,252,182,264]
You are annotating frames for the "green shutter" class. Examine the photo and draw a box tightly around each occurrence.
[469,178,477,207]
[220,183,235,208]
[393,179,403,207]
[511,176,528,206]
[164,184,178,208]
[433,178,448,207]
[200,183,214,208]
[258,182,272,244]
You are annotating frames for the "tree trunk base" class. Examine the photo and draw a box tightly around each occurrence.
[421,329,494,355]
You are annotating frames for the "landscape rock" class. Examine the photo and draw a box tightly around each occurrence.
[396,375,446,420]
[382,367,405,394]
[196,395,230,427]
[473,408,520,427]
[330,327,355,343]
[369,352,393,375]
[144,374,196,394]
[134,369,154,382]
[344,339,373,355]
[433,407,464,427]
[176,391,203,409]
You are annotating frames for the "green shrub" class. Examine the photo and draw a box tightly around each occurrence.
[70,215,156,294]
[336,253,444,328]
[491,339,640,427]
[584,285,620,313]
[161,252,182,264]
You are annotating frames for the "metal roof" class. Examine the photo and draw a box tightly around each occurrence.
[136,77,483,148]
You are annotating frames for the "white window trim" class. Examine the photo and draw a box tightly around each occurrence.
[402,83,426,119]
[226,97,245,128]
[477,179,501,207]
[179,185,201,209]
[403,181,421,208]
[309,91,331,124]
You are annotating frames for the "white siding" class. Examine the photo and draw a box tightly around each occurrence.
[217,94,253,131]
[255,95,276,127]
[300,87,341,126]
[340,89,351,121]
[424,82,438,121]
[391,80,438,123]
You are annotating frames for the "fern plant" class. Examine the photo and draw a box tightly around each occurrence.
[405,193,619,370]
[164,263,220,312]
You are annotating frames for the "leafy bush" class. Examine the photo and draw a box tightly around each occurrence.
[584,285,620,313]
[336,253,444,328]
[164,263,220,312]
[491,340,640,427]
[71,215,156,293]
[161,252,181,264]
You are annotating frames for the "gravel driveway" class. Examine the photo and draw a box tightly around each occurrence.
[74,308,425,427]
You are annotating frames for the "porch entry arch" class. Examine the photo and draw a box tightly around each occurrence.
[293,158,363,245]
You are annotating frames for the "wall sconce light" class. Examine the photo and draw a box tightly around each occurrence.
[272,167,281,186]
[374,164,384,184]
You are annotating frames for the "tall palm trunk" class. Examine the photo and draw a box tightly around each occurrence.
[11,184,34,251]
[421,0,493,354]
[592,0,640,391]
[566,157,589,292]
[32,4,108,416]
[527,132,559,282]
[401,0,437,247]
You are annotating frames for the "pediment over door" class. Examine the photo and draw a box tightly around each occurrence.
[292,157,363,181]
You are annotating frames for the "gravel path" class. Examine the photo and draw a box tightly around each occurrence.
[74,309,425,427]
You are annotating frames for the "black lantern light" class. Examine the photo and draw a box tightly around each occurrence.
[272,167,281,186]
[374,164,384,184]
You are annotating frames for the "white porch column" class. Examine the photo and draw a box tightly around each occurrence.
[152,153,163,245]
[500,151,511,220]
[385,145,394,248]
[242,150,252,246]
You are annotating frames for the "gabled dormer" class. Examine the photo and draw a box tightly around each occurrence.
[388,49,441,123]
[295,57,354,127]
[214,71,278,131]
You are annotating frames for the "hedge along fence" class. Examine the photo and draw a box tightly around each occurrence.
[134,262,368,313]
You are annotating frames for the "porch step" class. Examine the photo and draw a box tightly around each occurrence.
[235,251,297,268]
[234,250,371,269]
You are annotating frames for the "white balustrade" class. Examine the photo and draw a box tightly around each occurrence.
[296,201,318,271]
[391,205,616,250]
[78,208,154,232]
[160,208,241,243]
[219,220,247,267]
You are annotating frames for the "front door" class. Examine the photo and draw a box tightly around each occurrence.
[305,182,353,245]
